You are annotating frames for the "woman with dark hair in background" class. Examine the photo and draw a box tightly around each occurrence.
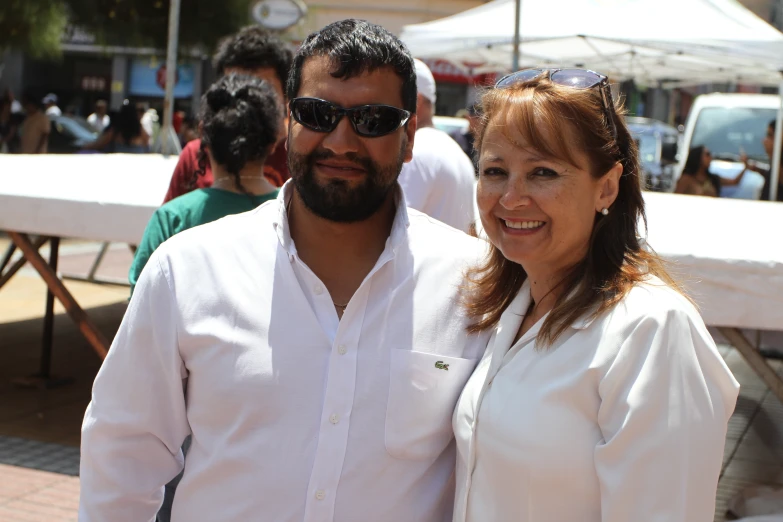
[129,73,281,295]
[82,101,150,153]
[676,145,747,197]
[162,25,293,202]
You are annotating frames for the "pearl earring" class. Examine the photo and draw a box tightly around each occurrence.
[601,208,609,216]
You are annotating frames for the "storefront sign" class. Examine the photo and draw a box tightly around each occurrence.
[251,0,307,30]
[80,76,108,91]
[128,59,194,98]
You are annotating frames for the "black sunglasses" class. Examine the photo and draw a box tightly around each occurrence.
[289,97,411,138]
[495,68,617,140]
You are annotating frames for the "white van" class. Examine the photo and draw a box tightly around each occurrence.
[678,93,775,199]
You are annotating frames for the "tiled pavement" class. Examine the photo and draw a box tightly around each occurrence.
[0,463,79,522]
[1,238,783,521]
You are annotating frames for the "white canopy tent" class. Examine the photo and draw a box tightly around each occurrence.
[400,0,783,87]
[400,0,783,200]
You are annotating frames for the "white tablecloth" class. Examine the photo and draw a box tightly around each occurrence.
[0,154,177,244]
[1,155,781,330]
[644,191,783,331]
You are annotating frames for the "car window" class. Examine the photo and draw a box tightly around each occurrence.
[433,117,467,135]
[691,107,776,161]
[52,117,98,141]
[634,133,658,164]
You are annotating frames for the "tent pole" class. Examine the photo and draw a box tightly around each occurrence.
[772,78,783,201]
[512,0,521,71]
[161,0,182,157]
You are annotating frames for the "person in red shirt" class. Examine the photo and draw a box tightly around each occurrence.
[163,26,293,203]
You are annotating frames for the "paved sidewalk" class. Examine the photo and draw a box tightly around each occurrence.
[0,463,79,522]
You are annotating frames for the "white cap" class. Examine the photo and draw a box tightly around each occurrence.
[413,58,437,104]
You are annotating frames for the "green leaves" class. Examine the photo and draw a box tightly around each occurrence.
[0,0,69,58]
[0,0,256,57]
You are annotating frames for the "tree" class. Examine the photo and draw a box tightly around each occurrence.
[0,0,256,58]
[0,1,69,58]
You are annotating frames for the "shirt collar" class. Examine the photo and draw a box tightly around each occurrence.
[503,278,598,332]
[273,180,411,260]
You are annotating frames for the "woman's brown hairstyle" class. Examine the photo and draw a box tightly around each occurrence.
[465,74,685,346]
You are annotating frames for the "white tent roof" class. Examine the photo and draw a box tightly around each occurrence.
[400,0,783,86]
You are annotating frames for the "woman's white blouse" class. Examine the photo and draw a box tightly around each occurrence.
[453,278,739,522]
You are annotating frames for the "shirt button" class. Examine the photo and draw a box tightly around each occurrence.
[337,344,347,355]
[313,284,324,295]
[315,489,326,500]
[329,414,339,424]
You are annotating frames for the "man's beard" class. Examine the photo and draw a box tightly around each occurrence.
[288,144,407,223]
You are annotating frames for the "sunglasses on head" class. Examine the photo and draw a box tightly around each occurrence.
[495,68,618,140]
[289,97,411,138]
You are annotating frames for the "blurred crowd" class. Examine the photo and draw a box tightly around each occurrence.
[0,88,199,155]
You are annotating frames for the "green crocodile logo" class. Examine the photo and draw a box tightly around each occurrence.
[435,361,449,371]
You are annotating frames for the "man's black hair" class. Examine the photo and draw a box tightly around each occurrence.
[286,19,417,114]
[213,26,293,88]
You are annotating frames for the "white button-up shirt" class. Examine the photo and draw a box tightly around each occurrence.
[453,277,739,522]
[79,184,490,522]
[398,127,477,233]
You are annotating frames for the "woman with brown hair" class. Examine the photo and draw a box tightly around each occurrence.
[453,69,739,522]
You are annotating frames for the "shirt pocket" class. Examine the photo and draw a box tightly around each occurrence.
[385,349,478,460]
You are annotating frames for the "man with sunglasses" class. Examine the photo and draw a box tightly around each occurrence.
[80,19,489,522]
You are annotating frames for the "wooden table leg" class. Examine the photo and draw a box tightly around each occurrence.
[40,237,59,378]
[0,243,16,272]
[0,237,49,291]
[719,327,783,405]
[8,232,109,359]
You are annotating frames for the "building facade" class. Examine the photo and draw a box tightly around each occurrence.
[288,0,487,40]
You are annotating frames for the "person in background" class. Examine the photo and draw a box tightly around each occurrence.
[130,74,280,293]
[675,145,747,197]
[163,26,293,202]
[87,100,110,134]
[137,102,156,146]
[172,110,185,136]
[453,68,738,522]
[398,59,477,232]
[178,115,198,147]
[19,90,50,154]
[449,104,480,170]
[82,101,150,153]
[0,97,18,153]
[4,88,23,114]
[42,93,62,117]
[761,120,783,201]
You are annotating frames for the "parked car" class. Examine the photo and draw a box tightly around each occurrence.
[48,115,99,153]
[626,116,680,192]
[678,93,773,200]
[433,115,469,136]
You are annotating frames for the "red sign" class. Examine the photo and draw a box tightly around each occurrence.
[80,76,108,91]
[156,65,179,90]
[422,59,498,86]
